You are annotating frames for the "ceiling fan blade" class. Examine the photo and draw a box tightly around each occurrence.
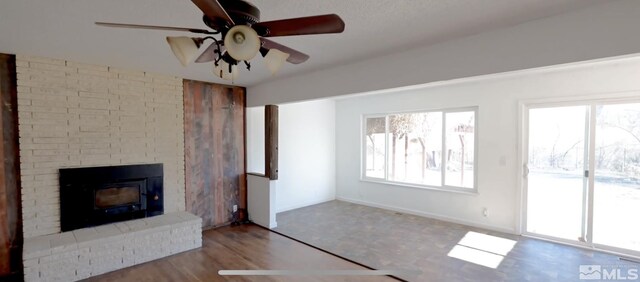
[195,43,226,63]
[95,22,211,34]
[253,14,345,37]
[191,0,234,26]
[261,38,309,64]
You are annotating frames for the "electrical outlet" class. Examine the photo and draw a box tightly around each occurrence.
[482,208,488,217]
[233,205,238,213]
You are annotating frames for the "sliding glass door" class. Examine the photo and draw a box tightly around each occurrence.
[525,100,640,256]
[526,106,588,242]
[592,103,640,253]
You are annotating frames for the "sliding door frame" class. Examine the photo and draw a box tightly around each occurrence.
[517,91,640,259]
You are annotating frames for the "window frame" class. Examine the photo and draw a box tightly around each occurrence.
[361,114,387,180]
[361,107,479,194]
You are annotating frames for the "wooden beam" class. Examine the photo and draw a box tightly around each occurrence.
[0,53,22,279]
[265,105,278,180]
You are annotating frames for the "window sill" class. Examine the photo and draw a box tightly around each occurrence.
[359,178,478,195]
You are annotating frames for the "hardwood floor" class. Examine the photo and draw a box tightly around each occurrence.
[86,224,395,282]
[275,200,640,282]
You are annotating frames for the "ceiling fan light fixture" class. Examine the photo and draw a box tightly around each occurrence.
[166,36,204,67]
[213,60,239,81]
[263,49,290,75]
[224,25,260,61]
[100,3,346,80]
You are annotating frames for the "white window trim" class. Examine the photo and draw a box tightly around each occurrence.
[361,114,387,181]
[361,107,479,194]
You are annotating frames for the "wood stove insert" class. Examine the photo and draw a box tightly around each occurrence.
[59,164,163,232]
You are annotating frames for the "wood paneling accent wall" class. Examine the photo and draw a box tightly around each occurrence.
[0,54,22,278]
[183,80,246,229]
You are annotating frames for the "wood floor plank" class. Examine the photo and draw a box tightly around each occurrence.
[85,224,395,282]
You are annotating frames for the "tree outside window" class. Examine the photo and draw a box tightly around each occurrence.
[363,108,476,191]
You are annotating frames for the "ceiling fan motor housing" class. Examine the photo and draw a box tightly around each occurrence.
[204,0,261,29]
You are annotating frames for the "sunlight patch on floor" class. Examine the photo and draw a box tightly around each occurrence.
[447,231,517,269]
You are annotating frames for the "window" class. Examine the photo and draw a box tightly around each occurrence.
[365,117,386,178]
[363,108,477,191]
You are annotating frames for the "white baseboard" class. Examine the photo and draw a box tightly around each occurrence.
[336,196,517,235]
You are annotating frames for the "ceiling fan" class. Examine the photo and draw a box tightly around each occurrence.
[96,0,345,80]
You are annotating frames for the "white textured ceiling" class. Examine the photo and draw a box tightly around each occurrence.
[0,0,610,87]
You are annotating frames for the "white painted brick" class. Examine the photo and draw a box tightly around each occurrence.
[17,69,68,80]
[117,84,151,93]
[18,98,32,106]
[75,269,92,281]
[39,265,76,282]
[18,111,33,121]
[24,213,200,281]
[118,73,152,83]
[28,85,78,96]
[23,272,40,282]
[18,55,64,65]
[108,67,144,76]
[20,119,69,126]
[19,82,68,93]
[16,60,30,67]
[78,91,114,99]
[20,131,68,139]
[66,61,108,72]
[32,149,79,156]
[31,113,76,121]
[72,79,110,91]
[20,92,68,102]
[19,105,69,114]
[17,56,185,242]
[29,62,76,73]
[32,161,73,169]
[144,72,178,80]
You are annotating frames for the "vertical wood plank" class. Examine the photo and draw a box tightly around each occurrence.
[265,105,279,180]
[235,87,247,210]
[220,86,246,217]
[0,53,22,278]
[202,83,215,228]
[0,56,7,276]
[183,80,194,218]
[183,80,246,228]
[211,85,225,225]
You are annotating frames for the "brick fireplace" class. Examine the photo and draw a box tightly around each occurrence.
[16,55,186,238]
[15,55,200,281]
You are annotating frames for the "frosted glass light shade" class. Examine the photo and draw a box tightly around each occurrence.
[224,25,260,61]
[264,49,290,75]
[213,61,239,81]
[166,36,202,67]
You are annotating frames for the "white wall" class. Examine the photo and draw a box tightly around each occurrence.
[248,0,640,107]
[278,99,337,212]
[247,100,337,213]
[247,174,277,228]
[246,107,265,174]
[335,56,640,234]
